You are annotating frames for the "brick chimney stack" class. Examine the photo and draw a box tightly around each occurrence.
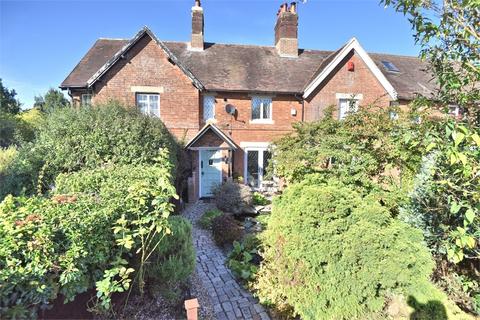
[190,0,204,51]
[274,2,298,58]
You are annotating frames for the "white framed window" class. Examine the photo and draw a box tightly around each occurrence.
[136,93,160,117]
[338,98,359,120]
[251,96,272,122]
[244,147,272,188]
[203,95,215,121]
[81,94,92,107]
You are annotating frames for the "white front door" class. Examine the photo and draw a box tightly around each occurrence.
[200,149,222,197]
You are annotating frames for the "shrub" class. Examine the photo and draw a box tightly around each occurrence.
[0,146,17,173]
[252,192,269,206]
[0,103,179,200]
[213,180,253,214]
[255,179,466,320]
[271,106,432,190]
[228,240,259,282]
[198,209,223,229]
[0,156,177,318]
[145,216,195,301]
[211,213,243,246]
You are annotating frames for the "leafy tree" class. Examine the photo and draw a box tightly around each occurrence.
[0,79,21,114]
[272,105,432,194]
[34,88,69,113]
[382,0,480,123]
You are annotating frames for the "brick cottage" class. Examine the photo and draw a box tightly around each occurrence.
[60,1,437,201]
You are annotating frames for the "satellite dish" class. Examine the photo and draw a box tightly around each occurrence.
[225,104,236,115]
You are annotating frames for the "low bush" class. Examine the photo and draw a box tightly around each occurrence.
[198,209,223,229]
[255,178,469,320]
[252,192,269,206]
[213,180,253,214]
[211,213,243,246]
[228,240,259,282]
[145,216,195,301]
[0,155,177,318]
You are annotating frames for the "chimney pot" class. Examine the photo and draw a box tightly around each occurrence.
[289,2,296,13]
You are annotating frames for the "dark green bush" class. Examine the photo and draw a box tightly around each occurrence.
[255,178,462,320]
[213,180,253,214]
[211,213,243,246]
[0,103,179,200]
[198,209,223,229]
[145,216,195,300]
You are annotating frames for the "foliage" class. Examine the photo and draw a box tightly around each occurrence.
[0,79,21,114]
[198,209,223,229]
[382,0,480,123]
[0,102,178,200]
[0,155,177,318]
[228,240,258,282]
[213,180,253,214]
[401,120,479,264]
[211,213,243,246]
[34,88,69,113]
[0,146,17,173]
[252,192,269,206]
[145,216,195,301]
[254,178,469,320]
[0,109,43,148]
[271,105,432,192]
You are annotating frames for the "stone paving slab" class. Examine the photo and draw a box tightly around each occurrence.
[183,201,270,320]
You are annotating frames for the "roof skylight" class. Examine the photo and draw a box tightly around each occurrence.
[381,60,400,73]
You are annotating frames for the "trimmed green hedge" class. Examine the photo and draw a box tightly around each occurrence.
[255,178,469,319]
[0,103,178,199]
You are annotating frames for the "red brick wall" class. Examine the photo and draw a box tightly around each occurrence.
[200,92,302,178]
[87,34,201,141]
[304,51,391,120]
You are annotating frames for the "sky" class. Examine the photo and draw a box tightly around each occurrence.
[0,0,420,108]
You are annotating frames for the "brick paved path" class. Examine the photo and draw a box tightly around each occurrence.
[183,201,270,320]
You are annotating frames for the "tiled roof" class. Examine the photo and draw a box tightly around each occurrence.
[60,34,437,100]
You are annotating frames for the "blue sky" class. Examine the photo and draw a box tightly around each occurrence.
[0,0,419,108]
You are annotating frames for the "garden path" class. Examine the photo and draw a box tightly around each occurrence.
[183,201,270,320]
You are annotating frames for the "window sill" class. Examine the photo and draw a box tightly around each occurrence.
[249,119,274,125]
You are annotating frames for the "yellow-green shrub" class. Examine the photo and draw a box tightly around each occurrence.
[255,178,469,319]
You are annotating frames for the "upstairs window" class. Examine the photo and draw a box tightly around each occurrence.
[251,96,272,122]
[136,93,160,117]
[338,98,359,120]
[203,95,216,121]
[81,94,92,107]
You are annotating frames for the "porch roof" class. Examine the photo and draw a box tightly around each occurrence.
[185,123,237,150]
